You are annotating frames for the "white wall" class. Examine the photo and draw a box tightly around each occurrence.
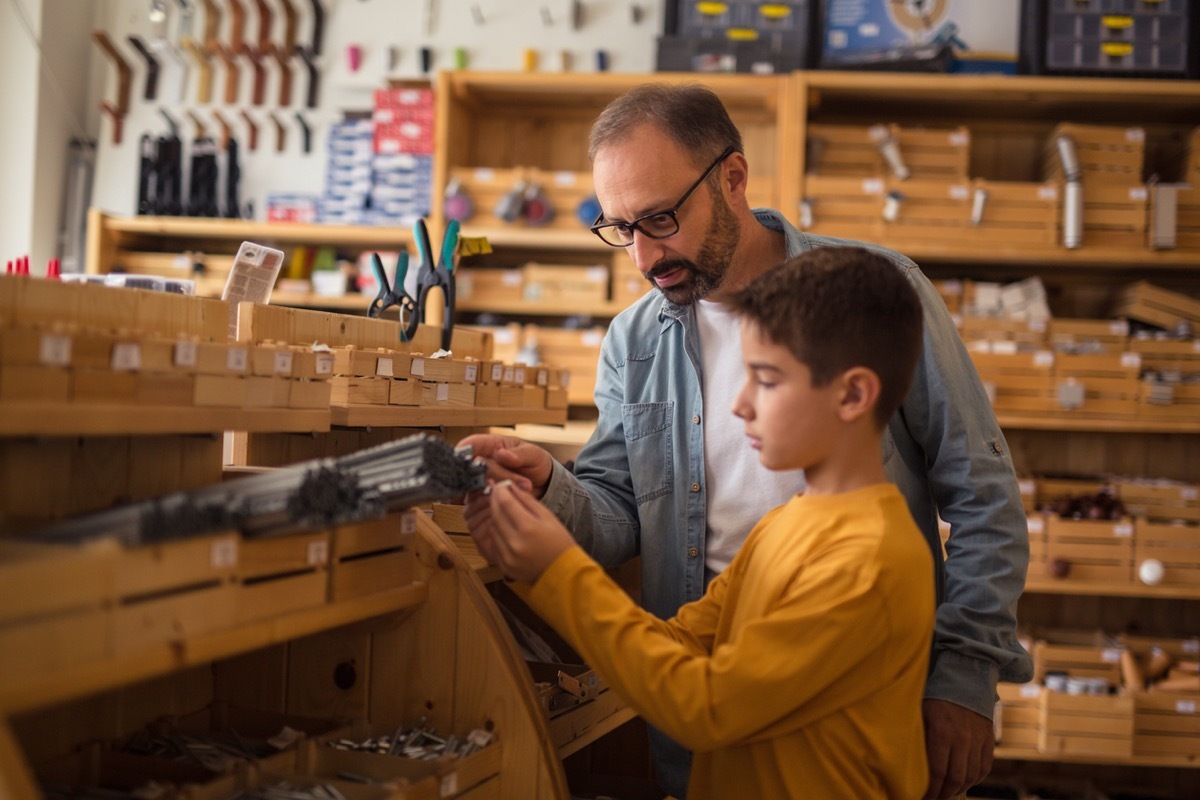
[0,0,42,272]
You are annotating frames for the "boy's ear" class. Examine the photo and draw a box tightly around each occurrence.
[837,367,881,423]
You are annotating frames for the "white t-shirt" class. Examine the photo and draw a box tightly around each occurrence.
[695,299,807,574]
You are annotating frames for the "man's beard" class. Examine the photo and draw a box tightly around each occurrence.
[645,192,740,305]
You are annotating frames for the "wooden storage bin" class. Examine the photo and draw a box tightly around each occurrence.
[1076,183,1149,249]
[969,350,1057,415]
[447,166,594,233]
[1048,318,1129,353]
[967,180,1060,248]
[332,347,413,380]
[802,174,885,241]
[1034,639,1125,685]
[1036,477,1112,510]
[1053,352,1142,417]
[1038,691,1134,759]
[1178,184,1200,250]
[882,180,972,245]
[308,720,501,799]
[457,268,526,306]
[521,264,608,306]
[1116,478,1200,522]
[236,531,330,624]
[1133,692,1200,758]
[35,744,245,800]
[1127,337,1200,373]
[1045,516,1134,585]
[806,123,970,180]
[1115,282,1200,333]
[329,512,417,603]
[1044,123,1146,184]
[410,356,480,385]
[201,773,393,800]
[1134,520,1200,587]
[996,682,1042,750]
[331,377,391,406]
[958,319,1048,348]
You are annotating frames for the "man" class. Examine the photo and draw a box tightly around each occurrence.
[462,83,1032,800]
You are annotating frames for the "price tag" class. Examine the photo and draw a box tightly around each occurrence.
[583,331,603,346]
[514,367,526,384]
[1130,187,1148,201]
[111,342,142,372]
[211,538,238,568]
[1177,700,1197,714]
[949,131,969,146]
[436,384,449,402]
[1034,351,1054,368]
[1182,487,1198,502]
[314,353,334,375]
[465,364,478,383]
[307,540,329,565]
[227,347,248,372]
[560,370,571,388]
[537,369,548,387]
[473,167,495,182]
[1020,684,1040,698]
[1114,523,1133,537]
[949,185,969,200]
[491,363,504,382]
[273,351,294,375]
[1184,639,1199,654]
[1126,128,1145,142]
[553,171,577,186]
[1037,186,1059,201]
[503,366,515,383]
[173,340,198,368]
[440,774,457,797]
[1026,517,1044,534]
[39,333,71,366]
[401,512,417,533]
[1120,353,1141,369]
[861,178,884,195]
[376,357,395,377]
[411,358,426,377]
[1101,648,1121,663]
[1109,320,1129,335]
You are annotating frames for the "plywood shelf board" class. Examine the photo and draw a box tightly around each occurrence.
[0,403,330,436]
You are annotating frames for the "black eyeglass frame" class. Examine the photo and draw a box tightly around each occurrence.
[589,145,738,248]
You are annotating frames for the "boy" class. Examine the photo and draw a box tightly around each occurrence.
[469,247,934,799]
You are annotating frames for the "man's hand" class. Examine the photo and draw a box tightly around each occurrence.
[458,433,554,497]
[923,699,994,800]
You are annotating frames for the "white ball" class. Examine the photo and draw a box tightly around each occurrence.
[1138,559,1165,586]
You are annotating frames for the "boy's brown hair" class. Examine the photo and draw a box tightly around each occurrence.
[727,247,924,427]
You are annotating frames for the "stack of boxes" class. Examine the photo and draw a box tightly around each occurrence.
[320,118,375,225]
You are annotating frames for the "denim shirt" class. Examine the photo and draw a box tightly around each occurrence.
[542,208,1034,719]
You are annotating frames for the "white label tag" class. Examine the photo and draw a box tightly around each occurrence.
[503,366,515,383]
[1037,186,1059,201]
[1101,648,1121,663]
[537,369,548,387]
[465,364,478,383]
[376,357,395,377]
[491,363,504,382]
[514,367,526,383]
[501,271,522,286]
[227,347,248,372]
[949,185,969,200]
[583,331,603,346]
[1120,353,1141,369]
[1176,700,1197,714]
[401,512,416,533]
[211,538,238,568]
[1130,187,1148,201]
[861,178,884,195]
[273,351,294,375]
[1114,523,1133,537]
[553,170,577,186]
[1034,351,1054,368]
[560,370,570,388]
[1109,320,1129,335]
[1018,479,1035,495]
[473,167,495,181]
[307,540,329,565]
[173,340,197,368]
[315,353,334,375]
[411,357,426,377]
[1027,517,1044,534]
[1020,684,1040,698]
[1126,128,1145,142]
[1182,487,1198,502]
[111,342,142,372]
[440,773,457,797]
[39,333,71,366]
[436,383,449,402]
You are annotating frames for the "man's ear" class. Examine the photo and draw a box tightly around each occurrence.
[722,151,750,201]
[838,367,881,423]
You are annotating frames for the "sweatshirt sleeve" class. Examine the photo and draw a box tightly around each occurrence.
[515,541,902,752]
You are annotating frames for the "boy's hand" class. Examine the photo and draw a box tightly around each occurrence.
[468,481,575,584]
[457,434,554,498]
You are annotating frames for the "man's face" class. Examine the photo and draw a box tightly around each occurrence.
[593,128,740,305]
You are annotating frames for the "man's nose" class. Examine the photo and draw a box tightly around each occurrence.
[630,231,667,273]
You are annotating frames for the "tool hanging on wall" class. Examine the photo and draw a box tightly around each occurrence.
[128,35,161,101]
[471,4,484,24]
[216,44,241,104]
[424,0,437,35]
[182,38,214,104]
[201,0,221,49]
[137,134,157,214]
[246,46,268,104]
[347,44,363,72]
[295,112,312,154]
[240,109,259,151]
[225,134,242,219]
[279,0,298,56]
[270,111,287,152]
[523,182,555,226]
[298,46,320,108]
[308,0,325,55]
[91,31,132,116]
[494,180,527,222]
[155,109,184,215]
[175,0,195,38]
[100,101,125,145]
[227,0,248,54]
[254,0,273,52]
[443,179,475,222]
[420,46,434,74]
[186,111,220,217]
[269,48,292,107]
[212,109,233,149]
[595,49,609,71]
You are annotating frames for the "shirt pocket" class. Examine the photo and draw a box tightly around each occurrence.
[621,401,674,504]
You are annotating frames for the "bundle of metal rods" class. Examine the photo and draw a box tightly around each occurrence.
[27,433,486,547]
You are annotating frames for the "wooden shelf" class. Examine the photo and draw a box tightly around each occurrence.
[996,745,1200,769]
[331,404,568,428]
[458,226,613,253]
[0,583,427,716]
[1024,578,1200,601]
[0,403,331,437]
[101,216,415,249]
[458,297,628,318]
[867,242,1200,271]
[996,415,1200,434]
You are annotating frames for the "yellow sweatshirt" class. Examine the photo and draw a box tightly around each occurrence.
[518,483,935,799]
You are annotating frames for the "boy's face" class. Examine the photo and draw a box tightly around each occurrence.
[732,320,840,472]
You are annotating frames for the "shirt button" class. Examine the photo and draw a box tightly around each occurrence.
[691,482,700,492]
[692,414,701,425]
[689,547,699,557]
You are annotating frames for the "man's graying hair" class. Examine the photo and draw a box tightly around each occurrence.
[588,84,744,172]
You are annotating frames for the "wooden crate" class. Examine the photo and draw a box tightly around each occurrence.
[882,180,972,246]
[521,263,608,306]
[1134,520,1200,587]
[1038,691,1134,759]
[806,123,970,180]
[1048,318,1129,353]
[1134,691,1200,758]
[1054,352,1142,417]
[34,745,244,800]
[1115,282,1200,333]
[958,319,1048,348]
[1034,640,1125,685]
[1178,184,1200,250]
[996,682,1042,750]
[1078,184,1149,249]
[236,531,330,624]
[802,174,886,241]
[332,347,413,380]
[332,377,392,406]
[969,349,1057,414]
[420,381,477,408]
[457,268,526,306]
[329,512,417,603]
[967,180,1059,248]
[447,166,594,233]
[1128,337,1200,373]
[1044,123,1145,184]
[410,356,479,384]
[1116,478,1200,521]
[1045,516,1134,585]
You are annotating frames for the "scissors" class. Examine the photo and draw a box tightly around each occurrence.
[368,218,459,351]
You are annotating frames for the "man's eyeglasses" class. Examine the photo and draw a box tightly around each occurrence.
[589,145,737,248]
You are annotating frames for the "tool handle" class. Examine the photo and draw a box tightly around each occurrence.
[440,219,460,272]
